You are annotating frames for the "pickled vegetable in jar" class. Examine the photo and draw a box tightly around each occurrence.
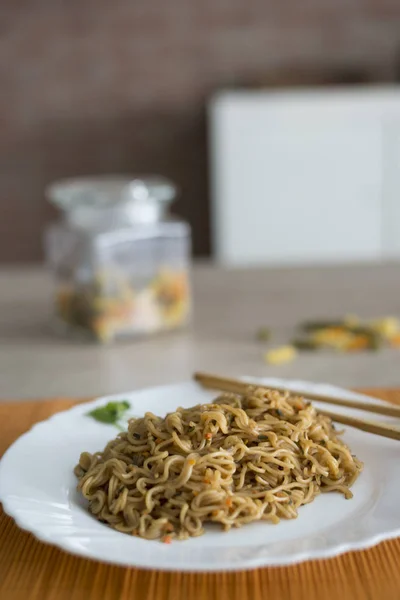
[44,176,191,342]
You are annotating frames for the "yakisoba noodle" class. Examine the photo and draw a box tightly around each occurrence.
[74,388,362,541]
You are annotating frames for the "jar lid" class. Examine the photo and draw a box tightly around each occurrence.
[46,176,177,212]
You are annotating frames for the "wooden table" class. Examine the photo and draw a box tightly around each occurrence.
[1,390,400,600]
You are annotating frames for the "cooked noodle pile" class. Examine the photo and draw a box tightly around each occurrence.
[74,388,363,541]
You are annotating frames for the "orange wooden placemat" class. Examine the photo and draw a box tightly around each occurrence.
[1,390,400,600]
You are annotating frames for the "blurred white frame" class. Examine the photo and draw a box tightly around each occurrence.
[209,87,400,266]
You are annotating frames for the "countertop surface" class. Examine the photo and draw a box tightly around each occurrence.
[1,263,400,399]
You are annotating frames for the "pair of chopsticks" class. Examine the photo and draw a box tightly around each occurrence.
[194,372,400,441]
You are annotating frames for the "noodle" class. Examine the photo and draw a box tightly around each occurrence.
[74,387,363,541]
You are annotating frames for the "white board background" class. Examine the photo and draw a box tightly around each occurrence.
[209,87,400,266]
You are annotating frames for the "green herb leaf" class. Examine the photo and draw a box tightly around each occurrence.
[87,400,131,427]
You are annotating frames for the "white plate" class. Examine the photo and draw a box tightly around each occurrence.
[1,378,400,571]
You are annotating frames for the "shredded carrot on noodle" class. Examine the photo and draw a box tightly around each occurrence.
[162,535,172,544]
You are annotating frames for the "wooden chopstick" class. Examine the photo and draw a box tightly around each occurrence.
[317,409,400,441]
[194,372,400,442]
[193,372,400,418]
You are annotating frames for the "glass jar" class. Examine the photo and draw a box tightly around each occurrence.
[44,176,191,342]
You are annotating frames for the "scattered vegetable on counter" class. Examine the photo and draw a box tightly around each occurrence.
[87,401,131,429]
[259,315,400,366]
[264,345,297,366]
[256,327,272,342]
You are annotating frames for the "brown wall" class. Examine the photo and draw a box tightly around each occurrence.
[1,0,400,262]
